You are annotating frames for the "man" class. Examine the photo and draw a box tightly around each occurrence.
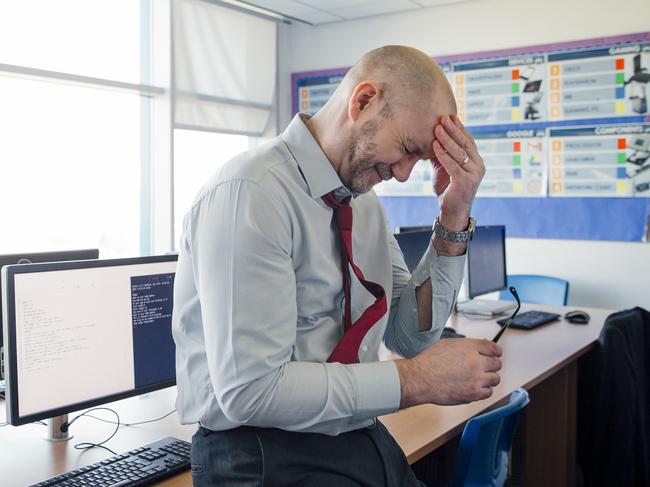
[172,45,502,486]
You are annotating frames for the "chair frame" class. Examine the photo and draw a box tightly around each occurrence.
[450,388,530,487]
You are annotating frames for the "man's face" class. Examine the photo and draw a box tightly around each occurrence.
[339,96,453,194]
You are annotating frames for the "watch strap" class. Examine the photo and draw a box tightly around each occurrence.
[433,217,475,243]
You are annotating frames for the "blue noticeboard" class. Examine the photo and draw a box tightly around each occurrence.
[380,196,648,242]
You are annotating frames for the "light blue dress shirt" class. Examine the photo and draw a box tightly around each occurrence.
[172,114,466,435]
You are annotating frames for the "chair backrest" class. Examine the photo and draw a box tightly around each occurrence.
[498,274,569,305]
[450,388,530,487]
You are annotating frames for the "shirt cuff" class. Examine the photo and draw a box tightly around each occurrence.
[350,360,401,422]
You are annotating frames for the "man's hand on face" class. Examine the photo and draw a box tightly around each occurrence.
[430,115,486,231]
[395,338,502,408]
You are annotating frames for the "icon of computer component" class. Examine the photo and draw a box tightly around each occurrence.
[519,66,535,81]
[627,134,650,166]
[525,92,543,120]
[636,181,650,193]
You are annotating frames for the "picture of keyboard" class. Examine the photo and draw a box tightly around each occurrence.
[30,436,190,486]
[497,310,561,330]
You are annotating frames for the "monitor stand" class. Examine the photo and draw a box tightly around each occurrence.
[45,414,72,442]
[456,299,517,316]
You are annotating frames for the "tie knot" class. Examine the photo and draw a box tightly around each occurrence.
[322,192,352,230]
[321,191,350,209]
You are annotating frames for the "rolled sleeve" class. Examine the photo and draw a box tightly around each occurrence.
[386,239,466,357]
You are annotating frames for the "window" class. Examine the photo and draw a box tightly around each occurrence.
[0,76,142,257]
[0,0,277,258]
[0,0,141,83]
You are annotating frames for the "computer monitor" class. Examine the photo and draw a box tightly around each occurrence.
[457,225,515,316]
[1,255,177,435]
[394,230,433,272]
[467,225,507,298]
[0,249,99,380]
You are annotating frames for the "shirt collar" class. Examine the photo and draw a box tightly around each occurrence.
[281,113,357,201]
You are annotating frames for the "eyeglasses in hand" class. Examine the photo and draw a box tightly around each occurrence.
[492,286,521,343]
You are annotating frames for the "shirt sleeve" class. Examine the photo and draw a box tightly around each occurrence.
[187,178,400,435]
[383,226,466,358]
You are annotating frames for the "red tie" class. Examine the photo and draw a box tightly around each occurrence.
[322,191,387,364]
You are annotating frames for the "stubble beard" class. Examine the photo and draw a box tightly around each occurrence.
[342,119,392,194]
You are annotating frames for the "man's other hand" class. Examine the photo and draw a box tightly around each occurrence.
[395,338,502,408]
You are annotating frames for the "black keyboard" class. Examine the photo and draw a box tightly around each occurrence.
[30,436,191,487]
[497,310,561,330]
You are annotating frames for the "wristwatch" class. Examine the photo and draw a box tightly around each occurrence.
[433,217,475,243]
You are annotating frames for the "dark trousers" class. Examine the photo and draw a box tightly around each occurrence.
[190,420,425,487]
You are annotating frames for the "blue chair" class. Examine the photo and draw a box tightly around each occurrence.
[450,388,530,487]
[498,274,569,306]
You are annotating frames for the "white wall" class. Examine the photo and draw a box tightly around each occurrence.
[279,0,650,311]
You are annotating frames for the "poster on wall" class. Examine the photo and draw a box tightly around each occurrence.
[547,42,650,121]
[473,128,547,197]
[453,55,546,125]
[548,124,650,197]
[297,73,344,116]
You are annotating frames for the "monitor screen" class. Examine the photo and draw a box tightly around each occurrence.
[467,225,507,299]
[0,249,99,380]
[394,230,433,273]
[1,255,177,426]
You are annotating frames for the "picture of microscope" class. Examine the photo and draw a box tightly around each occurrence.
[625,54,650,114]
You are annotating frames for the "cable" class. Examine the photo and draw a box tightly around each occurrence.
[58,407,176,454]
[61,407,121,454]
[84,409,176,427]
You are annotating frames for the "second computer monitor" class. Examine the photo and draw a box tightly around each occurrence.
[394,230,433,273]
[467,225,507,299]
[1,254,177,426]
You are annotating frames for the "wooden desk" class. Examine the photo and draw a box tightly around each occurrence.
[0,304,610,487]
[382,304,611,486]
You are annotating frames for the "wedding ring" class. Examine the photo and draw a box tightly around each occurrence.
[459,155,470,167]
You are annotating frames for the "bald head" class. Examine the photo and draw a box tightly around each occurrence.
[340,45,455,116]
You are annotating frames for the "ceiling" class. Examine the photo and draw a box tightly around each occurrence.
[239,0,474,25]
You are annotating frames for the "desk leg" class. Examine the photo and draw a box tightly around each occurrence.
[512,362,577,487]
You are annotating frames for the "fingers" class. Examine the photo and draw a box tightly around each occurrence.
[430,158,451,196]
[477,387,495,400]
[483,355,502,373]
[432,138,464,179]
[433,115,484,179]
[476,338,503,357]
[434,122,470,166]
[484,372,501,388]
[448,115,480,162]
[450,115,476,151]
